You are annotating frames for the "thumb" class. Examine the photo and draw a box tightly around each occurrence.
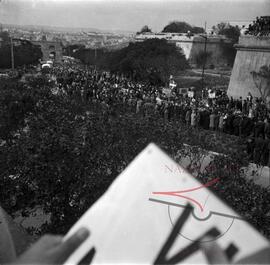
[54,227,90,264]
[200,238,229,264]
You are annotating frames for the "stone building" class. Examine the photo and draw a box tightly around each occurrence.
[31,40,63,63]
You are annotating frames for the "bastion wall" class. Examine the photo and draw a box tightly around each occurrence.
[227,36,270,99]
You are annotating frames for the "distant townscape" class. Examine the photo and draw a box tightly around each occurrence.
[2,23,133,49]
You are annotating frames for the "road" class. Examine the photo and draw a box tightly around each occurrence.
[191,69,231,78]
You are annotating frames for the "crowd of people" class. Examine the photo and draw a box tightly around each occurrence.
[43,64,270,166]
[245,16,270,37]
[3,64,269,265]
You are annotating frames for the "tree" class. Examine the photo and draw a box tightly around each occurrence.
[105,39,189,85]
[162,21,204,34]
[72,38,190,85]
[220,26,240,43]
[0,79,37,143]
[251,65,270,103]
[212,23,240,43]
[212,22,228,34]
[73,39,189,85]
[137,25,152,34]
[192,26,206,34]
[0,41,42,69]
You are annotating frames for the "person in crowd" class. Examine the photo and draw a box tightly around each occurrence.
[233,114,241,136]
[248,106,254,119]
[242,115,254,137]
[164,104,169,123]
[247,92,253,104]
[236,97,243,111]
[246,137,255,160]
[200,109,210,130]
[218,112,224,132]
[195,110,200,129]
[185,108,191,125]
[209,111,216,130]
[254,118,265,138]
[190,109,196,127]
[136,97,143,114]
[168,101,174,122]
[242,99,248,114]
[214,111,220,131]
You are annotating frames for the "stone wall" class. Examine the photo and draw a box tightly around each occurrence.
[188,36,232,67]
[136,33,233,68]
[227,36,270,99]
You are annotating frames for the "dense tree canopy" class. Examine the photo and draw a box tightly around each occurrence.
[0,41,42,69]
[212,22,240,42]
[0,79,36,143]
[73,39,189,85]
[105,39,189,84]
[162,21,205,34]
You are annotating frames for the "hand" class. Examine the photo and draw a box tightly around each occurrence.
[201,239,270,264]
[13,227,89,265]
[200,240,229,264]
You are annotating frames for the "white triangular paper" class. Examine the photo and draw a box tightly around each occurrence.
[64,143,269,264]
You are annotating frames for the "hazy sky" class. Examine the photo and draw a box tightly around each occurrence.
[0,0,270,32]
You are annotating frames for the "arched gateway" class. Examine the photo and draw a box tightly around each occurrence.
[31,40,63,63]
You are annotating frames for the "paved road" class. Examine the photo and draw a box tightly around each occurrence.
[191,69,231,78]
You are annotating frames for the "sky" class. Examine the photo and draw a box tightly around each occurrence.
[0,0,270,32]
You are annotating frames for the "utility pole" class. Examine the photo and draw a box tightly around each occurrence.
[94,47,97,71]
[201,21,207,97]
[10,37,14,70]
